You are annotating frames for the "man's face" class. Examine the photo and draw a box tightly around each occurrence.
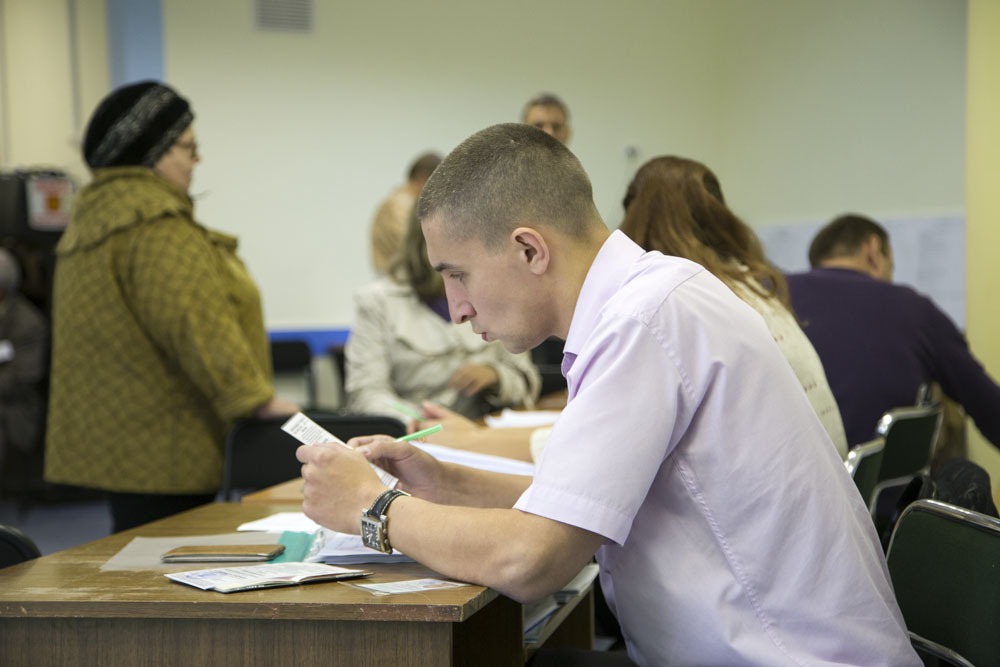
[523,105,570,145]
[422,216,547,354]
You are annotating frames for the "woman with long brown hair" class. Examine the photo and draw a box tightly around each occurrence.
[619,156,847,458]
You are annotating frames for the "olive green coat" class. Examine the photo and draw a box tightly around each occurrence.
[44,168,273,493]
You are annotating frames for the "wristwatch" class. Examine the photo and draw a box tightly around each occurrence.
[360,489,410,553]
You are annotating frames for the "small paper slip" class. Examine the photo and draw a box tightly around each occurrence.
[282,412,399,489]
[349,578,467,596]
[165,562,370,593]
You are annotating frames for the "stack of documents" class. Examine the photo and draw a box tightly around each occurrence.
[237,512,413,565]
[523,564,600,644]
[308,530,413,565]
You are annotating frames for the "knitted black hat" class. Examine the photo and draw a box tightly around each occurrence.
[83,81,194,169]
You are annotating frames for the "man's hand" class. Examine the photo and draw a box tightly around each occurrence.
[448,363,499,396]
[416,402,484,443]
[349,435,448,501]
[296,442,386,533]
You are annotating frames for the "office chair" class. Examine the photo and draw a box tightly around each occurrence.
[0,523,42,569]
[270,339,316,409]
[844,436,885,507]
[886,499,1000,667]
[869,404,943,514]
[530,336,567,398]
[221,411,406,500]
[328,344,347,409]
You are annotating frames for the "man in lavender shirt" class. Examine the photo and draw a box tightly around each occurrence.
[297,125,919,666]
[787,213,1000,448]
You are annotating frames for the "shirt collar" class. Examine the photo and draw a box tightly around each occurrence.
[562,230,645,373]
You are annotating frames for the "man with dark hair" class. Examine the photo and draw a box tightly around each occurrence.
[369,151,442,273]
[521,93,571,145]
[298,126,918,666]
[806,213,894,278]
[787,213,1000,448]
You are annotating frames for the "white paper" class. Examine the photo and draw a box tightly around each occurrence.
[413,442,534,477]
[237,511,320,533]
[281,412,399,488]
[350,578,467,595]
[484,409,561,429]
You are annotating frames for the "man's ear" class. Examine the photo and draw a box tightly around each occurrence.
[511,227,550,275]
[861,234,883,277]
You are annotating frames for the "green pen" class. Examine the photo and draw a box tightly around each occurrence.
[396,424,444,442]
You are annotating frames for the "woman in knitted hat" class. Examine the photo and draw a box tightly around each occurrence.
[44,81,298,532]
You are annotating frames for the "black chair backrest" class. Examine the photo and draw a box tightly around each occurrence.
[875,404,943,485]
[530,336,567,397]
[886,499,1000,667]
[270,339,312,372]
[0,523,41,569]
[221,412,406,500]
[844,437,885,509]
[270,340,316,407]
[329,344,347,408]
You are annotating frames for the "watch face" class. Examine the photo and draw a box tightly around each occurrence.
[361,515,389,552]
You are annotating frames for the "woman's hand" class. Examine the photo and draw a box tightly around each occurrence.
[448,363,499,396]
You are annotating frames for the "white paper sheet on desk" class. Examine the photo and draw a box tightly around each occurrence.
[237,511,320,533]
[412,442,534,476]
[484,409,561,429]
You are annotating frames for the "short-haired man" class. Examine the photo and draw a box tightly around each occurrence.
[298,126,918,666]
[369,151,442,273]
[521,93,571,145]
[788,213,1000,448]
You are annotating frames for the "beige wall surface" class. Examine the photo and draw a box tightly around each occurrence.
[4,0,967,330]
[717,0,966,225]
[4,0,995,504]
[0,0,108,179]
[965,0,1000,495]
[159,0,966,328]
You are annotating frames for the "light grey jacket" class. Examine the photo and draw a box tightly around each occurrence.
[346,278,541,420]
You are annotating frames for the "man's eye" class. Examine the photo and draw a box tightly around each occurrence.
[450,273,464,283]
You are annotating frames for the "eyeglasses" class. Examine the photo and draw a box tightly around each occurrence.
[174,139,199,159]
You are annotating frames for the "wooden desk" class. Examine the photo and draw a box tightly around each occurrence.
[0,502,592,666]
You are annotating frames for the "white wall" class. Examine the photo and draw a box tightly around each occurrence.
[5,0,967,331]
[0,0,108,175]
[163,0,736,329]
[717,1,966,225]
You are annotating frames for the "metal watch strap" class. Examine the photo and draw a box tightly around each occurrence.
[368,489,409,518]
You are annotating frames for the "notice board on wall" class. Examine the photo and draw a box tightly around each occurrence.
[757,215,966,328]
